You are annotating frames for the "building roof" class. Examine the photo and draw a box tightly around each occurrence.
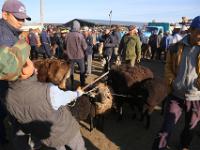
[64,18,146,28]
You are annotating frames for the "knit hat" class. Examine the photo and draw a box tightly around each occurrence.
[82,26,89,32]
[72,20,81,31]
[190,16,200,29]
[2,0,31,21]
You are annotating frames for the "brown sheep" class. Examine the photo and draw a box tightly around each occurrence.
[107,64,167,128]
[33,59,71,90]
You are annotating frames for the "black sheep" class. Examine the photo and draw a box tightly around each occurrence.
[68,83,113,131]
[129,77,168,128]
[107,64,167,128]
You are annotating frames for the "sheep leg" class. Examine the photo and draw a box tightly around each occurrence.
[161,96,168,115]
[144,110,151,129]
[140,112,145,122]
[70,75,74,90]
[93,115,104,131]
[97,115,104,131]
[115,99,123,121]
[161,100,165,115]
[137,103,144,121]
[117,106,123,121]
[130,102,137,120]
[89,115,94,132]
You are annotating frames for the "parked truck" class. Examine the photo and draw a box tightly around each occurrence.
[148,22,170,33]
[141,22,170,44]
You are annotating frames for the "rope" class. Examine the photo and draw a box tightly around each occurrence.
[68,85,101,107]
[67,98,78,107]
[111,92,150,106]
[112,93,133,98]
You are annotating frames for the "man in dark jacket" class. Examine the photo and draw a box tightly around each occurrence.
[64,20,87,88]
[111,27,121,62]
[41,28,52,58]
[82,26,93,75]
[28,28,38,59]
[101,28,116,72]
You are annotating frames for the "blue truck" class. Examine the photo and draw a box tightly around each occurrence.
[141,22,170,44]
[148,22,170,33]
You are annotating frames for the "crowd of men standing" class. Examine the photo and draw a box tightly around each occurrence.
[26,21,143,89]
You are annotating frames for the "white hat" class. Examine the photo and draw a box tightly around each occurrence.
[82,26,89,31]
[181,26,188,31]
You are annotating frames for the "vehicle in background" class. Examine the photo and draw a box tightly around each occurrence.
[148,22,170,33]
[141,22,170,44]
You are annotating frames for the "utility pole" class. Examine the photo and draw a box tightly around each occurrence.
[109,10,112,29]
[40,0,44,27]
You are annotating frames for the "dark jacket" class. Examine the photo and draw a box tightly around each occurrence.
[28,31,38,46]
[0,19,20,47]
[6,75,80,148]
[41,30,51,44]
[112,31,121,46]
[64,31,87,59]
[102,34,116,57]
[85,35,93,56]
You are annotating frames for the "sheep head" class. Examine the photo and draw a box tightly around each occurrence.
[33,59,71,90]
[92,83,113,115]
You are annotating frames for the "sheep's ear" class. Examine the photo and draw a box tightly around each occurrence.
[47,61,61,85]
[57,63,70,88]
[37,65,48,82]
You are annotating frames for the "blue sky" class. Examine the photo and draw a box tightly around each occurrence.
[1,0,199,23]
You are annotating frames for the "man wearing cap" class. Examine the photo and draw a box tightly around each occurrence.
[152,16,200,150]
[118,25,141,67]
[0,0,32,147]
[0,0,31,80]
[82,26,93,75]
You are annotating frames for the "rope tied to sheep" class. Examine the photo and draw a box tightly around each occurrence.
[67,85,101,107]
[112,93,134,98]
[68,72,110,107]
[112,93,150,106]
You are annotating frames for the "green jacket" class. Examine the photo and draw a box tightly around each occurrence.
[0,39,30,81]
[119,34,141,60]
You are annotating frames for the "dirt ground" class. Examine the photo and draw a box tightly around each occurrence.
[1,59,200,150]
[80,59,200,150]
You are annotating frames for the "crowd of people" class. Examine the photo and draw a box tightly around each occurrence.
[0,0,200,150]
